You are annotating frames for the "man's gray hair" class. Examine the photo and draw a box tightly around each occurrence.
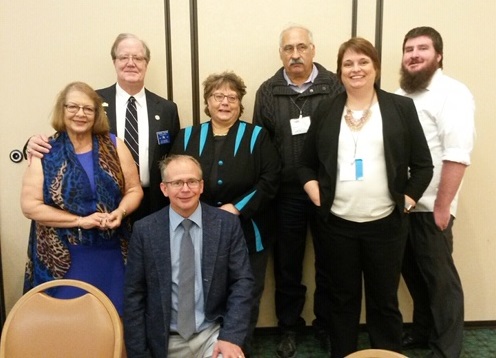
[279,24,314,47]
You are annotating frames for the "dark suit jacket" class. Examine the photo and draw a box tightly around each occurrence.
[298,88,433,219]
[123,203,254,358]
[97,84,180,215]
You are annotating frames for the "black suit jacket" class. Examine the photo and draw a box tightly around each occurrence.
[124,204,254,358]
[298,88,433,219]
[97,84,180,215]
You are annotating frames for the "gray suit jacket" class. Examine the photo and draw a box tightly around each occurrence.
[124,203,254,358]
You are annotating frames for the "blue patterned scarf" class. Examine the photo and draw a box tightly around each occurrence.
[24,132,130,292]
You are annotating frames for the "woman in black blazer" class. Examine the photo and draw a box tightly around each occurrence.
[298,38,433,357]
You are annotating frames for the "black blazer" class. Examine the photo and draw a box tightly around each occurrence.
[97,84,180,215]
[298,88,433,219]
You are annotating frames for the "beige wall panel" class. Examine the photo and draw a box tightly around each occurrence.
[355,0,377,41]
[169,0,194,126]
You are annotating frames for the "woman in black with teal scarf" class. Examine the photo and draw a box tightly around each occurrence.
[170,71,281,357]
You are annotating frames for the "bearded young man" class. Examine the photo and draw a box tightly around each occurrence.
[396,26,475,358]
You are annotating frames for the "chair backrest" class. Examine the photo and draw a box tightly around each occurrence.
[0,279,123,358]
[345,349,409,358]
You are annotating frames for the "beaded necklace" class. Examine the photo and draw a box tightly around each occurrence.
[344,91,376,131]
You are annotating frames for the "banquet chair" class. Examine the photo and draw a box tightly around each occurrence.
[345,348,409,357]
[0,279,123,358]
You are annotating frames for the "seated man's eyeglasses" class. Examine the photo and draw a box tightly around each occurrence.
[165,179,202,189]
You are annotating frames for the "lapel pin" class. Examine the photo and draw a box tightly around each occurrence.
[155,115,160,120]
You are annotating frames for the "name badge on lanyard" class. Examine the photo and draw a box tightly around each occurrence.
[290,115,311,135]
[340,158,364,181]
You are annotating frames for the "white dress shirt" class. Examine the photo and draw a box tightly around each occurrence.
[397,69,475,216]
[115,84,150,187]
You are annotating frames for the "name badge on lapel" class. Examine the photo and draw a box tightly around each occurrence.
[156,130,170,145]
[102,102,109,115]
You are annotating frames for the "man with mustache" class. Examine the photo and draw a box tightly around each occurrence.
[253,25,343,358]
[397,26,475,358]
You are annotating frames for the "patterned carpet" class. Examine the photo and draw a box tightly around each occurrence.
[251,327,496,357]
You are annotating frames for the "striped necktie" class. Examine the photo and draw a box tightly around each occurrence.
[124,96,139,170]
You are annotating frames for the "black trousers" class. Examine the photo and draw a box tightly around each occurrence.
[316,210,407,358]
[273,193,331,332]
[243,249,270,354]
[130,187,151,222]
[402,213,464,358]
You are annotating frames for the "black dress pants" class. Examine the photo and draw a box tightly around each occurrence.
[273,193,331,332]
[402,213,464,358]
[317,210,407,358]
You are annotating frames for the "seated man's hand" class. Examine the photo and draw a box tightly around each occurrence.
[212,339,245,358]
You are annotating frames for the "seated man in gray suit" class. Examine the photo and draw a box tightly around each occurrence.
[124,154,254,358]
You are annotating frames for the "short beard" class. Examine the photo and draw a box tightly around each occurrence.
[399,60,439,94]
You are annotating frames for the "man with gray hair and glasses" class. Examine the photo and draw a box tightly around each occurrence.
[253,25,343,358]
[124,154,253,358]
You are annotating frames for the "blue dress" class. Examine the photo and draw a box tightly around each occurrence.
[24,133,128,316]
[52,147,125,315]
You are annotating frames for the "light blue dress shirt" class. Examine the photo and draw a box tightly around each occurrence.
[169,204,214,334]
